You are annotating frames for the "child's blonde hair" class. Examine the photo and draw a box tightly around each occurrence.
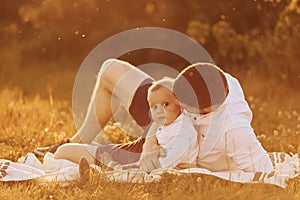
[148,77,175,94]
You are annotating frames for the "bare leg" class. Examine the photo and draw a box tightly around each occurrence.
[71,86,115,144]
[53,59,155,164]
[71,59,149,144]
[54,143,98,164]
[35,59,154,164]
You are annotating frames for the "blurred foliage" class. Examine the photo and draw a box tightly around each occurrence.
[0,0,299,87]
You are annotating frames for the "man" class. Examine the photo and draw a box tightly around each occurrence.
[36,59,273,173]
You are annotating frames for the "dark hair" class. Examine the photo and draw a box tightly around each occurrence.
[173,63,227,112]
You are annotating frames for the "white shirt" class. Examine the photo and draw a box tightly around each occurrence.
[184,73,273,172]
[156,113,199,169]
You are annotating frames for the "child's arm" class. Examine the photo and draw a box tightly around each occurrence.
[159,122,198,169]
[139,122,162,172]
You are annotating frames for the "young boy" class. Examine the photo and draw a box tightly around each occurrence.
[146,77,199,169]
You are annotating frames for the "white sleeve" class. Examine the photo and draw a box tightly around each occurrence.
[159,123,198,169]
[226,127,274,172]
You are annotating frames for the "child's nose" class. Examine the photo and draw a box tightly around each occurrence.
[156,105,165,113]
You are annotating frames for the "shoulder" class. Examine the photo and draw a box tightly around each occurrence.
[178,114,198,135]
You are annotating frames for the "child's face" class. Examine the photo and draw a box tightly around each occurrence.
[148,87,181,125]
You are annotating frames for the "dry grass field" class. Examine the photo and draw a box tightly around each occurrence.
[1,1,300,199]
[0,68,299,200]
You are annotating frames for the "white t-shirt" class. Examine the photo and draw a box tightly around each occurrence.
[184,73,274,172]
[156,113,199,169]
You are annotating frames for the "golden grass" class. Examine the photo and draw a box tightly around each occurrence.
[0,69,299,200]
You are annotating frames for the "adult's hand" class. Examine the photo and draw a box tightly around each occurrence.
[139,150,161,172]
[139,138,163,172]
[139,122,164,172]
[159,147,167,158]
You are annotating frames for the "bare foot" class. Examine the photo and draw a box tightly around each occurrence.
[79,156,90,184]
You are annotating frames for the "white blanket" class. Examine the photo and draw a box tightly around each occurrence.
[0,152,299,188]
[0,153,101,183]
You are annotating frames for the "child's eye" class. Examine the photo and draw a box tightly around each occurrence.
[151,105,158,110]
[163,102,169,107]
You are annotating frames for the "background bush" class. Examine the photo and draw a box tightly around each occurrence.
[1,0,299,90]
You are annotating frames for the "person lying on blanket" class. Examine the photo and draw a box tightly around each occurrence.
[80,77,199,171]
[35,59,274,173]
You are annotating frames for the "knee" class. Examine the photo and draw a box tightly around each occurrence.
[99,59,130,76]
[98,59,133,88]
[100,59,118,73]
